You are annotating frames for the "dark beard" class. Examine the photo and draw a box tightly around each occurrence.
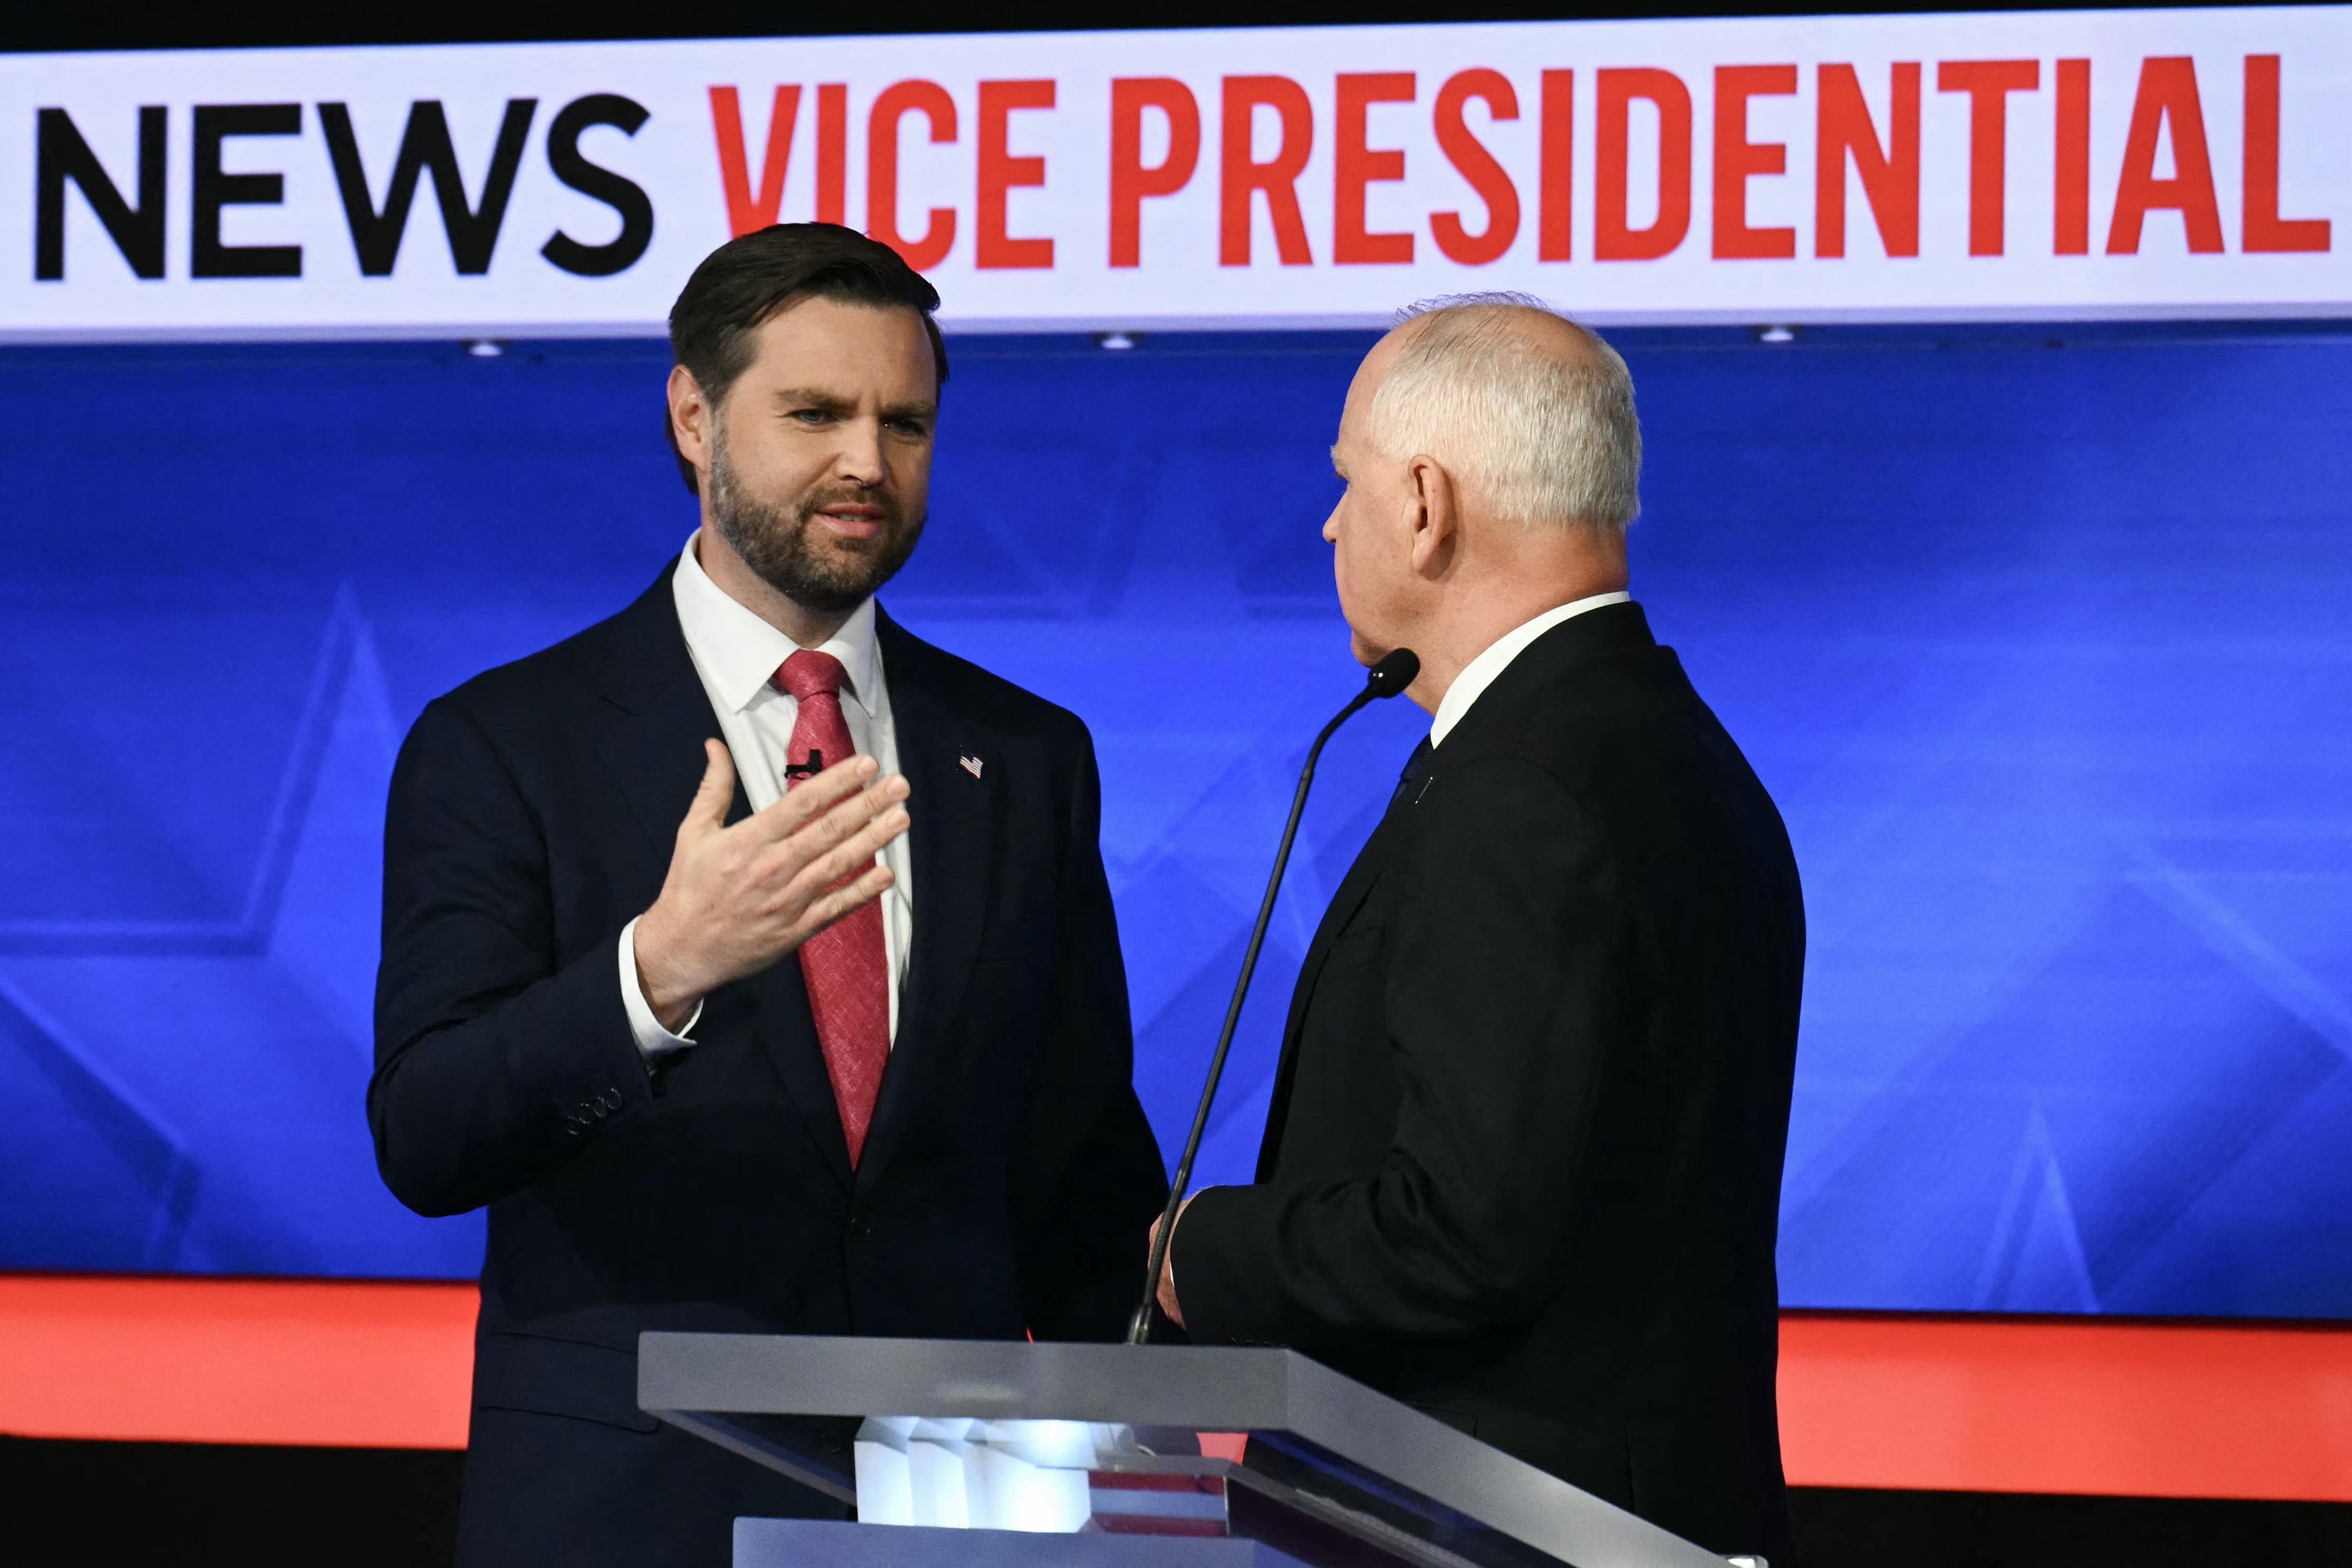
[707,430,925,614]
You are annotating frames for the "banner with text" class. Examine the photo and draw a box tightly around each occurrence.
[3,7,2346,338]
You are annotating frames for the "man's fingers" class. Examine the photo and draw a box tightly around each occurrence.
[684,740,736,833]
[749,774,908,879]
[745,754,885,839]
[761,804,910,910]
[782,863,897,947]
[793,807,911,897]
[811,778,911,855]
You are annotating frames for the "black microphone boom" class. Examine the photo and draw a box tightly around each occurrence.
[1127,647,1421,1344]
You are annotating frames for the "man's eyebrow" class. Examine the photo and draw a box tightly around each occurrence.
[882,399,941,424]
[771,387,856,413]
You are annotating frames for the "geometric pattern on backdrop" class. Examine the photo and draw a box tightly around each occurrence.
[0,327,2345,1314]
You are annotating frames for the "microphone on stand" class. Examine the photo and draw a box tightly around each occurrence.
[1127,647,1421,1346]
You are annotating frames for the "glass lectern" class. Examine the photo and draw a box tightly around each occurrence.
[637,1333,1764,1568]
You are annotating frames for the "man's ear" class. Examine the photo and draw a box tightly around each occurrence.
[668,366,714,475]
[1404,454,1459,579]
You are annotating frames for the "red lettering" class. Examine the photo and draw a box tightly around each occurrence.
[1595,68,1691,262]
[1713,64,1797,259]
[1336,72,1415,265]
[709,85,801,238]
[2107,57,2223,254]
[1220,76,1314,267]
[977,80,1053,270]
[2054,59,2090,255]
[1431,69,1520,267]
[1539,70,1572,262]
[2243,54,2330,254]
[1110,78,1200,268]
[867,80,957,271]
[1938,60,2039,257]
[1814,63,1919,259]
[817,84,847,227]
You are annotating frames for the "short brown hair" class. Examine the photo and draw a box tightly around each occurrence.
[664,222,950,494]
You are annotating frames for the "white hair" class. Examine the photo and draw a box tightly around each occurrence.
[1364,293,1642,533]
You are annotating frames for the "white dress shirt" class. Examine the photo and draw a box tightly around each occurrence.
[1427,591,1634,749]
[617,534,916,1062]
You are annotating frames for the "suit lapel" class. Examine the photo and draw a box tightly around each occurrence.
[853,610,997,1192]
[588,565,852,1192]
[588,571,742,864]
[1254,810,1400,1182]
[715,959,853,1191]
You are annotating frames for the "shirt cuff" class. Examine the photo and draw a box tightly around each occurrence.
[618,915,701,1063]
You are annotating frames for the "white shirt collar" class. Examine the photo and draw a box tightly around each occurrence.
[1428,591,1634,748]
[671,532,882,715]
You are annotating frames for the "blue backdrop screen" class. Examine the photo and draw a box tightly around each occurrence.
[2,326,2347,1318]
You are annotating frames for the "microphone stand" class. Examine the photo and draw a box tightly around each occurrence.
[1126,648,1420,1346]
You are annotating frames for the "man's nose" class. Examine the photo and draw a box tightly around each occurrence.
[836,418,888,485]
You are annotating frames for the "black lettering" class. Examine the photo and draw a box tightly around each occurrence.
[192,104,303,279]
[35,106,166,281]
[318,99,538,276]
[541,93,654,277]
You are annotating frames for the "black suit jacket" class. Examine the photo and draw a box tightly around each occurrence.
[1173,604,1803,1564]
[370,567,1166,1567]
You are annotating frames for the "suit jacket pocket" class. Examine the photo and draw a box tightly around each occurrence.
[473,1330,659,1433]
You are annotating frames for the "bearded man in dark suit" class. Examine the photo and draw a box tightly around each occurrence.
[1155,296,1805,1566]
[371,224,1166,1567]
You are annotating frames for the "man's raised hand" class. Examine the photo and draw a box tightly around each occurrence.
[633,739,910,1030]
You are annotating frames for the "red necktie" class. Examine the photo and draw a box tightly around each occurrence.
[774,650,890,1167]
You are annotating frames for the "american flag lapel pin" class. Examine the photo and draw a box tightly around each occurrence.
[959,754,984,780]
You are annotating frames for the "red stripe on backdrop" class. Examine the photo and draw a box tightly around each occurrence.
[3,1276,2350,1501]
[1779,1310,2352,1502]
[0,1274,474,1449]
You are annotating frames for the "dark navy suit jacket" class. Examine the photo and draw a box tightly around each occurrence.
[371,566,1166,1566]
